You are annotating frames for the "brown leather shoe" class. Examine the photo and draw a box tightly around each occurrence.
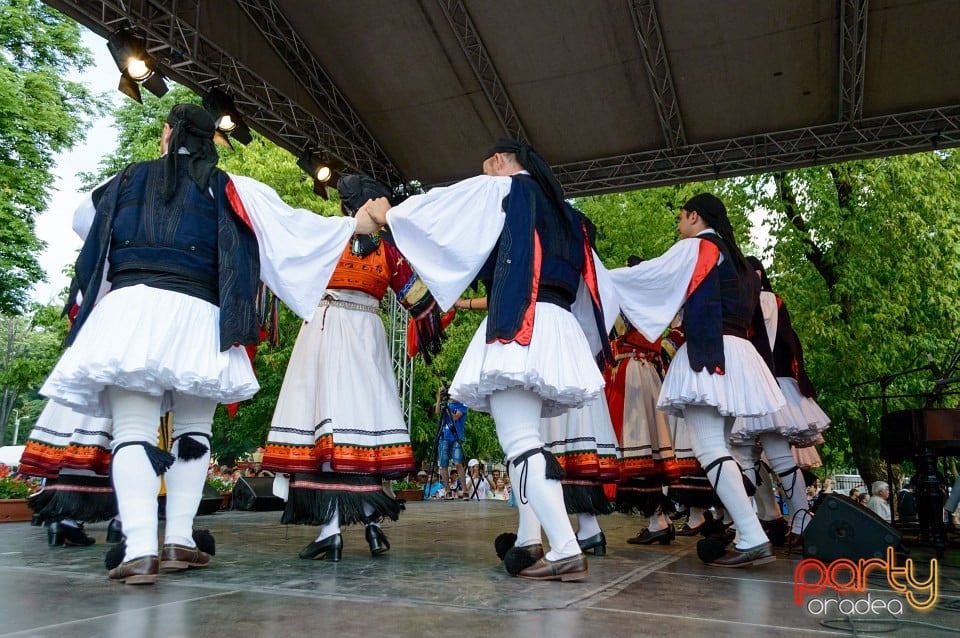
[518,553,588,581]
[707,541,776,568]
[160,543,211,572]
[108,556,159,585]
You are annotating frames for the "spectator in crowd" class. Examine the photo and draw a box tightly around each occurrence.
[464,459,492,500]
[423,472,445,499]
[865,481,891,521]
[848,487,860,501]
[897,479,917,524]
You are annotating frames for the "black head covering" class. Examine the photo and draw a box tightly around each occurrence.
[626,255,643,267]
[486,138,574,230]
[163,104,218,201]
[682,193,727,230]
[337,173,392,216]
[746,256,773,291]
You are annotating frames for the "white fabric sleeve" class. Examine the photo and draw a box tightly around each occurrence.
[71,176,114,240]
[572,250,619,356]
[386,175,512,311]
[228,174,356,321]
[608,238,705,342]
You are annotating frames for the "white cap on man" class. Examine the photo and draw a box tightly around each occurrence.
[467,459,479,468]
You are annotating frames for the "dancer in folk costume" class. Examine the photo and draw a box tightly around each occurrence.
[262,175,443,561]
[21,400,121,546]
[605,301,679,546]
[38,104,370,584]
[728,256,829,542]
[363,138,616,581]
[609,193,787,567]
[538,394,620,558]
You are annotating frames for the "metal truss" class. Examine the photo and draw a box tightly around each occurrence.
[556,106,960,195]
[47,0,403,185]
[233,0,398,176]
[838,0,869,124]
[384,292,414,431]
[628,0,686,149]
[435,0,528,143]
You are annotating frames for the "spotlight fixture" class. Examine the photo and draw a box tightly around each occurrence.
[297,149,337,199]
[106,29,168,103]
[202,88,252,145]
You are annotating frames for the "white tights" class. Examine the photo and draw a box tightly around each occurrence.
[683,405,768,549]
[489,387,580,560]
[107,388,216,561]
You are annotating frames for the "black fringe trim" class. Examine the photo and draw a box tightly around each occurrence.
[174,433,211,462]
[28,476,117,523]
[542,449,564,480]
[616,481,672,517]
[113,442,175,476]
[281,473,401,526]
[667,477,719,508]
[562,483,614,515]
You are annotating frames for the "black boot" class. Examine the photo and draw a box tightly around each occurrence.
[365,524,390,555]
[49,522,95,547]
[298,534,343,561]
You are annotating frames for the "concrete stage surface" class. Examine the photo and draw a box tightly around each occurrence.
[1,500,958,637]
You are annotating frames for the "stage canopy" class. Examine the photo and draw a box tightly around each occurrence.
[45,0,960,195]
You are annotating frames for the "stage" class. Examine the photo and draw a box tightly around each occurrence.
[1,501,958,637]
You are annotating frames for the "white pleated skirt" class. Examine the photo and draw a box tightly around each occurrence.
[451,302,605,418]
[265,290,412,471]
[40,285,258,418]
[729,376,830,443]
[658,336,785,418]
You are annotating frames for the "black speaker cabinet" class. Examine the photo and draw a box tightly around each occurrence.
[232,476,285,511]
[803,493,902,562]
[196,482,223,516]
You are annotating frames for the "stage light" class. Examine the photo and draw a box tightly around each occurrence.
[106,30,168,103]
[297,149,337,198]
[202,88,252,145]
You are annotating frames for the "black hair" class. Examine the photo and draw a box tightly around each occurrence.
[746,256,773,291]
[682,193,749,273]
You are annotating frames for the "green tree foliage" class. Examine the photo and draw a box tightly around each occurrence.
[0,0,104,314]
[739,152,960,485]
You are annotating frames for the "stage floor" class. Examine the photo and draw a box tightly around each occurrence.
[1,500,958,637]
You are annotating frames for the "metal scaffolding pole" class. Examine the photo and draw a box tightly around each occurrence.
[383,291,414,431]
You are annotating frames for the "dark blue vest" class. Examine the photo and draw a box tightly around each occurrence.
[683,234,762,373]
[69,159,260,351]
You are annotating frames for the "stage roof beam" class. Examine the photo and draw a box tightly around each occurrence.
[839,0,869,124]
[629,0,686,149]
[233,0,400,182]
[436,0,528,143]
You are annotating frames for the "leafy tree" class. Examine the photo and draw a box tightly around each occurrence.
[0,0,104,314]
[741,151,960,484]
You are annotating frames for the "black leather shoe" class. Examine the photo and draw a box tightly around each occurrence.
[49,522,96,547]
[299,533,343,561]
[676,522,705,536]
[31,512,43,527]
[106,519,123,543]
[627,526,675,545]
[365,524,390,556]
[707,541,775,568]
[578,531,607,556]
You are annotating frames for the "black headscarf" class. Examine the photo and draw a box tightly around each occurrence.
[337,173,392,216]
[487,138,575,232]
[746,256,773,291]
[163,104,218,201]
[682,192,749,272]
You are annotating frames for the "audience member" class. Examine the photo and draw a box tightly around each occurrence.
[865,481,891,521]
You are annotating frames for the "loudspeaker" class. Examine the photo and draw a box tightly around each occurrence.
[803,493,902,562]
[157,483,224,517]
[196,482,223,516]
[232,476,285,511]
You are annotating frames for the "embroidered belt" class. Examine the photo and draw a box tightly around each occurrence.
[319,297,378,314]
